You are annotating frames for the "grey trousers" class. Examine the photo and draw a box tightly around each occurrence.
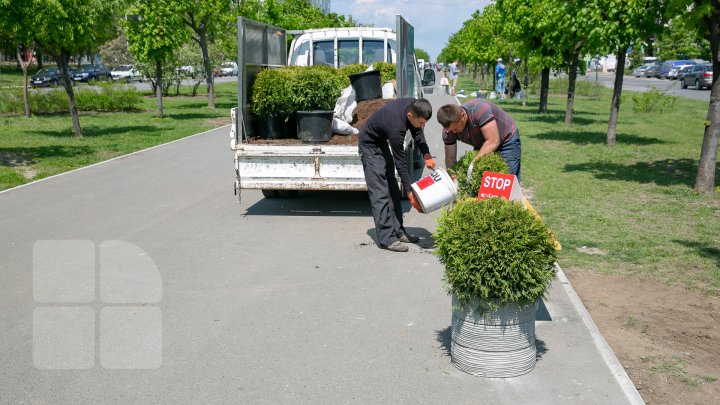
[359,141,406,247]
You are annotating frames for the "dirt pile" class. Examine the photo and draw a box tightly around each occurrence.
[352,98,393,130]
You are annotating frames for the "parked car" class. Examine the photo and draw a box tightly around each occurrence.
[111,65,143,82]
[680,64,713,90]
[667,61,695,80]
[676,65,693,81]
[216,61,238,77]
[643,64,661,78]
[632,64,653,77]
[659,60,694,79]
[72,64,111,83]
[30,67,66,87]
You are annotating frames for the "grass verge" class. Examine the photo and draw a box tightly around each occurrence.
[0,82,235,190]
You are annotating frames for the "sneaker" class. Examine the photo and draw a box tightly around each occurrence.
[398,233,419,243]
[381,241,409,252]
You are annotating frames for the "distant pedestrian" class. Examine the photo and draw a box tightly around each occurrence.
[495,58,506,99]
[449,59,459,96]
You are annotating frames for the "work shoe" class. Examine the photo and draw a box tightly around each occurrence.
[382,241,409,252]
[398,233,419,243]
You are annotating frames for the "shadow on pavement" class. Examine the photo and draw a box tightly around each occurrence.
[242,190,372,216]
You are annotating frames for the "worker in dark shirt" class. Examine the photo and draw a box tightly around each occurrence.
[359,98,436,252]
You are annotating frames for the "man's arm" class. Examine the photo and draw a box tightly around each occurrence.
[472,120,501,162]
[444,143,458,169]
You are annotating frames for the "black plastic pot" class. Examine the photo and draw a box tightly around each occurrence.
[348,70,382,102]
[296,110,333,142]
[257,113,286,139]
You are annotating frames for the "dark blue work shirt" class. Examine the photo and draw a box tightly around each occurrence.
[359,98,431,192]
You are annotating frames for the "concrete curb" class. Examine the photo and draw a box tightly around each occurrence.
[554,262,646,405]
[0,124,231,196]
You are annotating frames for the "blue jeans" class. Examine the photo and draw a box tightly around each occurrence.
[496,79,506,95]
[474,130,522,181]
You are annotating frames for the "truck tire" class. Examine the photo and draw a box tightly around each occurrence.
[261,189,280,198]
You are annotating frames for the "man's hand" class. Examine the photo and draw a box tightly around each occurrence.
[408,193,422,212]
[423,153,436,170]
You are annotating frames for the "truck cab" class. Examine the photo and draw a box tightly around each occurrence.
[288,27,397,68]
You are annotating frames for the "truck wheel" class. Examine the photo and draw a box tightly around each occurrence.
[261,189,280,198]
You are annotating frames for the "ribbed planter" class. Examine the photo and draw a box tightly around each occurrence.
[450,294,537,377]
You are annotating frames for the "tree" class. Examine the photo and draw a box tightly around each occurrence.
[123,0,187,119]
[99,28,134,67]
[12,0,118,137]
[656,15,711,61]
[667,0,719,193]
[498,0,563,114]
[178,0,232,109]
[589,0,665,146]
[415,48,430,62]
[0,0,38,117]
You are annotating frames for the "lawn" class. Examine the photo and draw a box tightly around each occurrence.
[457,75,719,295]
[0,81,235,189]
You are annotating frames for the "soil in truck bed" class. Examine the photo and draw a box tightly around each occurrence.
[244,98,393,146]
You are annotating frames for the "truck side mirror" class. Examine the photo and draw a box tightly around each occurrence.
[421,68,435,86]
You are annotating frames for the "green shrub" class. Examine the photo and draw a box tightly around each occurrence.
[0,83,141,114]
[74,82,142,112]
[251,66,297,121]
[434,198,557,309]
[374,61,396,84]
[0,86,22,113]
[287,65,344,112]
[632,88,676,113]
[448,152,509,199]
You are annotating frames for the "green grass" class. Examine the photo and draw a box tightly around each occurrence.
[1,65,41,87]
[0,82,235,189]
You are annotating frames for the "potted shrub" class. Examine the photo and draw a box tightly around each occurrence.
[287,66,345,142]
[251,67,297,138]
[448,152,509,199]
[434,197,558,377]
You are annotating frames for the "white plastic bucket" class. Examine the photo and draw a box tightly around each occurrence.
[410,168,457,213]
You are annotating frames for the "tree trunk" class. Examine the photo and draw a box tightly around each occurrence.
[539,67,550,114]
[155,59,164,119]
[523,59,529,107]
[199,24,215,109]
[606,48,627,146]
[56,55,82,137]
[473,61,477,80]
[37,48,43,69]
[565,44,583,125]
[15,44,31,118]
[694,15,720,193]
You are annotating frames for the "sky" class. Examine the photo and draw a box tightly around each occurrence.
[329,0,493,62]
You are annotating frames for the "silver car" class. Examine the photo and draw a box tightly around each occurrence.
[680,64,713,90]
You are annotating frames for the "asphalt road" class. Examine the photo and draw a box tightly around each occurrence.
[0,91,636,403]
[578,71,711,101]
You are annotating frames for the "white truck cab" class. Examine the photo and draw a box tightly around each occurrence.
[288,27,397,68]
